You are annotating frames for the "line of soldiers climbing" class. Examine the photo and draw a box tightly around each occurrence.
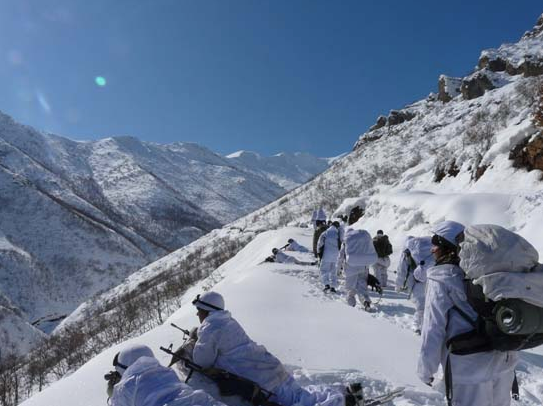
[105,204,543,406]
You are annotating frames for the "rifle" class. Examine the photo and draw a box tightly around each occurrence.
[402,253,417,291]
[170,322,191,336]
[159,346,283,406]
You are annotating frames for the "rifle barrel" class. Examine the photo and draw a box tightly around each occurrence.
[170,323,190,335]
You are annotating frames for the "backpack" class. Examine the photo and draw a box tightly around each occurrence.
[447,224,543,355]
[313,224,328,256]
[384,237,393,256]
[373,235,391,258]
[344,228,378,267]
[317,226,340,259]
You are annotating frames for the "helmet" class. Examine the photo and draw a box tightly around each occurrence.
[431,220,465,248]
[114,344,154,375]
[192,291,225,312]
[287,238,294,243]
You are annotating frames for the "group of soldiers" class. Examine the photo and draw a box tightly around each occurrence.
[311,208,392,311]
[106,206,529,406]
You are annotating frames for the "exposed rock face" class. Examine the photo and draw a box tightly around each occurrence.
[478,55,507,72]
[388,110,415,126]
[367,110,415,134]
[478,14,543,79]
[479,55,543,77]
[369,115,388,131]
[461,71,496,100]
[522,13,543,40]
[434,160,460,183]
[522,56,543,77]
[438,75,462,102]
[474,165,488,181]
[509,133,543,174]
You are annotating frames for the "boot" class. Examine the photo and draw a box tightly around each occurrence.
[323,284,331,293]
[363,301,371,311]
[330,287,337,293]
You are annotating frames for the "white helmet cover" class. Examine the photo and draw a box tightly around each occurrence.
[115,344,154,375]
[192,291,225,312]
[432,220,465,247]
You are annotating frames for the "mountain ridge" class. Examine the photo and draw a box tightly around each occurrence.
[0,113,330,346]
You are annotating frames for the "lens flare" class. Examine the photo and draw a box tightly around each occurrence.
[95,76,107,87]
[36,91,51,113]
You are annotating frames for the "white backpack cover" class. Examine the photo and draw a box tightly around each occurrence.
[460,224,543,307]
[406,236,434,266]
[344,228,378,267]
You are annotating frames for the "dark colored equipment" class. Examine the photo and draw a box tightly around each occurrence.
[159,346,282,406]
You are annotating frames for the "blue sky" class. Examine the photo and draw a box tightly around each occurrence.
[0,1,540,157]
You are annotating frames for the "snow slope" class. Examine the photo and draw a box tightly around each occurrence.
[21,227,543,406]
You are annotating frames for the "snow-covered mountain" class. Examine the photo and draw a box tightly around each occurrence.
[0,113,330,345]
[226,151,331,189]
[10,12,543,406]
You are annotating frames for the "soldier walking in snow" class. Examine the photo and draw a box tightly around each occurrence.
[371,230,392,287]
[310,207,327,229]
[396,236,434,334]
[337,228,378,311]
[190,291,364,406]
[312,220,328,257]
[417,221,518,406]
[106,344,227,406]
[317,221,342,293]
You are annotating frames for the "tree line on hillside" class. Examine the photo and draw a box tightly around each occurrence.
[0,235,250,406]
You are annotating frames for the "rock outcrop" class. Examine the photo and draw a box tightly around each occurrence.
[387,110,416,126]
[461,71,496,100]
[478,13,543,79]
[438,75,462,102]
[369,115,387,131]
[509,133,543,175]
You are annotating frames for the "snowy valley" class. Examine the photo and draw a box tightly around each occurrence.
[4,11,543,406]
[0,114,330,351]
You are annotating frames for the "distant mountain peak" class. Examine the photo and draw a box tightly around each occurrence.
[226,150,262,159]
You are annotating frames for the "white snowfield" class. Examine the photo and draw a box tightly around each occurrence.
[21,224,543,406]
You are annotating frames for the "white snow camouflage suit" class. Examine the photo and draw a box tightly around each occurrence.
[396,236,434,331]
[285,239,309,253]
[417,263,518,406]
[193,310,345,406]
[337,228,378,306]
[110,356,227,406]
[317,226,341,289]
[274,250,301,264]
